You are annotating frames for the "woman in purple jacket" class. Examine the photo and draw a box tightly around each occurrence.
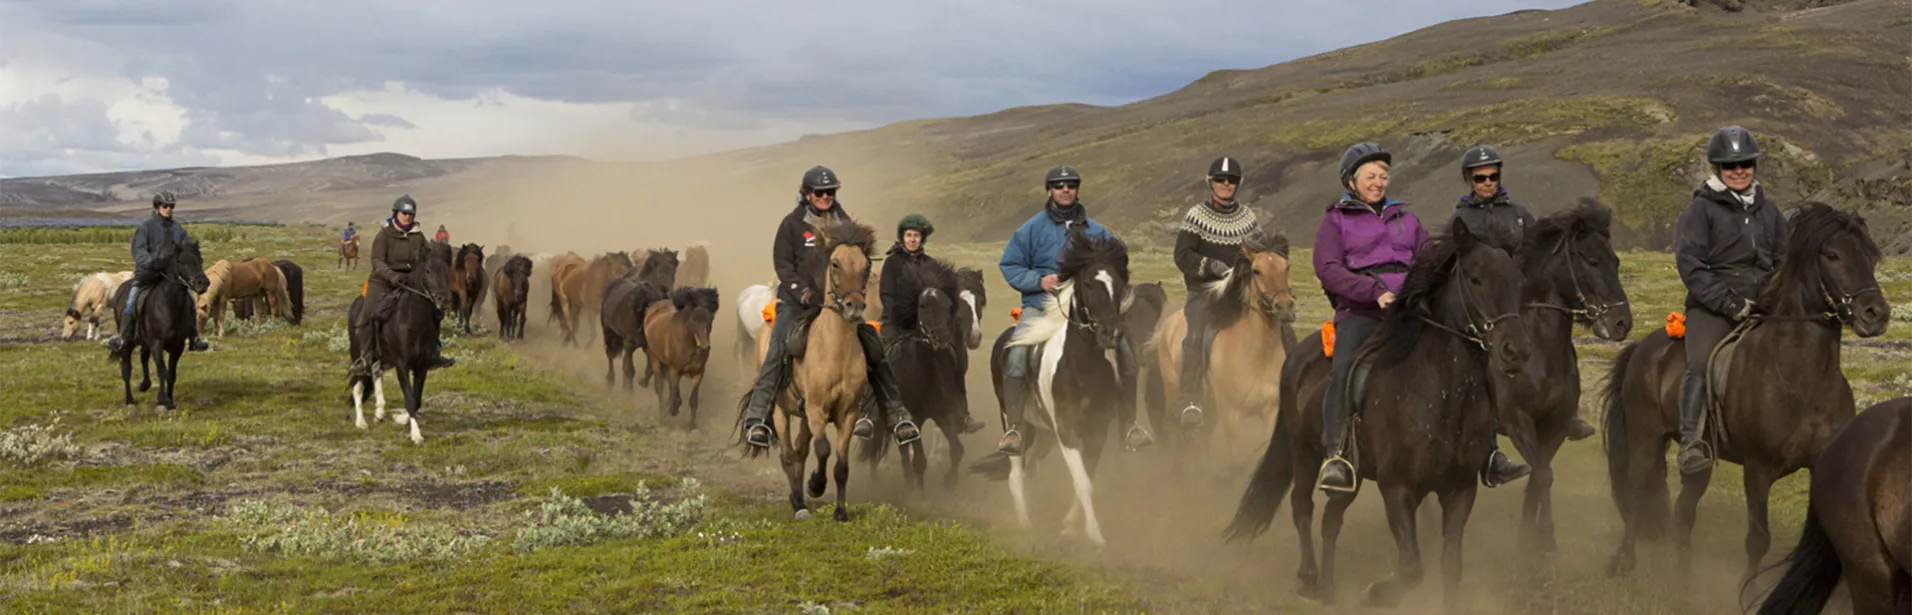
[1311,143,1530,493]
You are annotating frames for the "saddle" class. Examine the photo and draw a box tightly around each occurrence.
[780,305,821,358]
[1699,318,1757,452]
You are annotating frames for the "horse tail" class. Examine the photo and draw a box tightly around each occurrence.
[547,284,563,325]
[1223,402,1296,543]
[273,271,293,321]
[967,451,1012,481]
[1602,341,1642,535]
[1751,505,1841,615]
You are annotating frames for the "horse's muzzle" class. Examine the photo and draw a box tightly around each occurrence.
[1592,306,1633,342]
[1094,325,1120,350]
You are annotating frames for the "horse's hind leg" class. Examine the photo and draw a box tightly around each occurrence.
[1673,466,1713,575]
[1740,466,1779,583]
[601,330,620,387]
[1361,483,1426,609]
[137,346,152,392]
[666,369,684,417]
[941,422,964,491]
[685,371,705,429]
[1292,455,1322,600]
[1525,431,1567,555]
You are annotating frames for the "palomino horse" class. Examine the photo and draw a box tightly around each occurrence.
[1603,202,1890,581]
[1225,218,1531,612]
[546,253,589,345]
[600,279,671,390]
[492,255,533,341]
[679,241,710,287]
[735,218,881,522]
[971,228,1134,546]
[339,235,360,269]
[1148,228,1296,466]
[1755,398,1912,615]
[348,249,453,445]
[643,286,720,427]
[450,244,486,334]
[734,283,776,369]
[859,256,964,491]
[108,238,211,411]
[64,271,133,340]
[1493,201,1633,556]
[197,258,291,336]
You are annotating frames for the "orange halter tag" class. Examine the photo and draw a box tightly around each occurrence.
[1322,321,1337,357]
[1010,307,1023,323]
[1666,311,1686,339]
[762,300,778,325]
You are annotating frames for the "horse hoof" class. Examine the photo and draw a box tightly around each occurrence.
[1295,584,1322,604]
[394,413,410,425]
[154,405,170,413]
[793,509,812,521]
[411,434,424,445]
[1360,581,1402,608]
[137,382,151,393]
[355,420,368,430]
[833,506,850,522]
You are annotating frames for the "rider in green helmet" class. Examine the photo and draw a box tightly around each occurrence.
[880,213,986,434]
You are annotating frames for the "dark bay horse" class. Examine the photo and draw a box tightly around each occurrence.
[109,237,211,412]
[348,249,453,445]
[628,248,678,288]
[492,255,532,341]
[451,244,486,335]
[643,286,720,427]
[1603,202,1890,581]
[600,278,670,390]
[970,228,1133,546]
[1224,218,1531,612]
[272,260,305,326]
[860,256,965,491]
[1754,397,1911,615]
[1495,201,1633,555]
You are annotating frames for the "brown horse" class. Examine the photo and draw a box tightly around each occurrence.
[197,258,290,336]
[628,248,678,288]
[492,255,532,341]
[1754,398,1911,615]
[339,235,360,269]
[546,253,589,345]
[644,286,720,427]
[679,241,710,287]
[450,244,486,335]
[1603,202,1891,582]
[736,218,880,522]
[1148,228,1296,466]
[601,278,670,390]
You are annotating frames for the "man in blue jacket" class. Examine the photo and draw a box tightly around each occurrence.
[997,165,1152,455]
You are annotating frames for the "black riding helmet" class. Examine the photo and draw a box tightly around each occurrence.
[392,194,418,215]
[800,165,841,193]
[1461,145,1502,174]
[1207,156,1243,181]
[1338,142,1391,190]
[897,213,934,241]
[1707,125,1761,165]
[152,191,177,207]
[1045,165,1081,187]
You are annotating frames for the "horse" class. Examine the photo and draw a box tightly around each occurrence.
[348,248,454,445]
[492,255,533,341]
[1223,218,1531,612]
[273,260,305,326]
[451,243,486,334]
[197,258,291,336]
[546,253,589,345]
[969,227,1135,547]
[628,248,678,288]
[339,235,360,269]
[601,278,671,390]
[858,256,965,491]
[107,238,211,412]
[643,286,720,427]
[63,271,133,340]
[955,268,989,351]
[679,241,710,287]
[1146,229,1296,467]
[734,283,777,369]
[1752,397,1911,615]
[1602,202,1890,582]
[733,218,881,522]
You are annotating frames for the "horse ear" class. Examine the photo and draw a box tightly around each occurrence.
[1449,218,1477,246]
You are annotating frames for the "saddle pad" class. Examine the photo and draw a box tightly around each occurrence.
[1011,307,1023,324]
[1666,312,1685,339]
[762,300,777,325]
[1321,321,1336,357]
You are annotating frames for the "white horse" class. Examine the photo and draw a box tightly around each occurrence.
[734,283,776,369]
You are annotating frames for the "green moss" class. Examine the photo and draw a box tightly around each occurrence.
[1556,137,1704,232]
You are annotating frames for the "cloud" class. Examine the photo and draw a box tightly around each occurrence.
[0,0,1587,177]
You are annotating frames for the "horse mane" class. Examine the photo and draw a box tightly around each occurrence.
[203,260,232,300]
[1203,226,1289,330]
[900,257,961,327]
[1528,198,1613,249]
[1372,215,1520,366]
[955,268,985,296]
[817,218,877,256]
[456,243,483,266]
[670,286,721,314]
[1056,227,1130,284]
[503,254,534,277]
[1760,202,1880,308]
[599,251,634,269]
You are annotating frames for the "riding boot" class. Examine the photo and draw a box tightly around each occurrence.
[1174,298,1210,429]
[103,284,140,356]
[853,323,920,445]
[999,344,1031,455]
[1480,446,1533,487]
[428,334,457,369]
[349,318,379,378]
[1116,336,1154,450]
[741,306,796,448]
[1565,416,1596,441]
[1316,316,1378,494]
[1675,371,1712,474]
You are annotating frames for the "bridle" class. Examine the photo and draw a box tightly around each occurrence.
[1525,232,1628,323]
[1246,253,1296,323]
[1419,251,1522,351]
[824,246,869,316]
[1753,267,1880,326]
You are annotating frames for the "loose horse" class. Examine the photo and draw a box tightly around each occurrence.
[601,278,671,390]
[859,256,964,491]
[1147,229,1296,466]
[451,243,487,334]
[1754,398,1912,615]
[1603,202,1890,581]
[628,248,678,288]
[348,249,453,445]
[734,283,777,369]
[272,260,306,326]
[492,255,533,341]
[643,286,720,427]
[546,253,589,345]
[108,238,210,411]
[339,235,360,269]
[679,241,710,287]
[63,271,133,340]
[734,218,880,522]
[1223,219,1530,612]
[197,258,291,336]
[970,228,1134,546]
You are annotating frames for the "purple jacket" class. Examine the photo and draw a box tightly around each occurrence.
[1313,196,1428,322]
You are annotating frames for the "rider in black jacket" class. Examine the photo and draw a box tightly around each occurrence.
[103,191,210,356]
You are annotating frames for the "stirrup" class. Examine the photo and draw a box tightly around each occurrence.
[852,416,875,439]
[744,421,774,448]
[998,429,1024,456]
[1124,424,1155,451]
[1316,455,1357,493]
[1178,403,1205,429]
[1677,439,1715,474]
[892,420,922,446]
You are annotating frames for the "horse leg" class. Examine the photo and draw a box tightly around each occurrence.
[1057,440,1106,547]
[1362,483,1426,608]
[1318,492,1357,604]
[1740,465,1778,583]
[1436,485,1480,614]
[406,368,427,445]
[602,330,620,387]
[137,346,152,392]
[1527,430,1568,555]
[1008,454,1033,530]
[158,346,181,410]
[832,414,854,522]
[622,347,638,391]
[120,350,136,407]
[667,369,683,418]
[1673,465,1714,575]
[650,359,669,418]
[393,366,416,428]
[1292,450,1323,601]
[373,371,388,422]
[1507,409,1543,551]
[352,376,369,429]
[685,372,704,429]
[639,350,654,387]
[781,414,813,520]
[808,430,831,500]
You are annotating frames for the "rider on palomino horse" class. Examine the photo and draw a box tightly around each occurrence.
[997,165,1153,456]
[1170,155,1256,431]
[740,166,923,449]
[349,195,457,378]
[1674,126,1786,474]
[1449,145,1598,442]
[104,191,211,357]
[1314,142,1530,493]
[881,213,986,434]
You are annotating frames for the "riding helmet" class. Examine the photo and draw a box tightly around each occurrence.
[1461,145,1502,172]
[1207,156,1243,181]
[1706,125,1761,164]
[1338,142,1392,186]
[392,194,418,215]
[897,213,935,240]
[800,165,841,192]
[1045,165,1081,187]
[152,191,177,207]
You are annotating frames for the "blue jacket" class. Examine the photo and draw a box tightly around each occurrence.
[999,205,1111,310]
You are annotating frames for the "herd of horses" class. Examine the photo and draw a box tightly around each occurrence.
[53,205,1907,614]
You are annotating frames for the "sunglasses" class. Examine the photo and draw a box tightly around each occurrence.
[1048,181,1080,190]
[156,203,175,209]
[1718,161,1757,171]
[1211,177,1240,186]
[810,189,837,198]
[1471,172,1501,184]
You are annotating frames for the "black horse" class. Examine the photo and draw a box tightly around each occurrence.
[1224,218,1531,613]
[860,256,965,491]
[601,278,671,390]
[108,237,211,411]
[272,259,305,326]
[493,255,532,341]
[348,250,453,445]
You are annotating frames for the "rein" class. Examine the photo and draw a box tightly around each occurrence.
[1527,232,1628,322]
[1420,251,1521,351]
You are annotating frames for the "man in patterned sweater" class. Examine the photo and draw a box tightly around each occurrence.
[1170,156,1258,429]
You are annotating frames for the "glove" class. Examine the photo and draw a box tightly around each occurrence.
[1204,258,1232,279]
[1730,296,1756,321]
[798,286,818,307]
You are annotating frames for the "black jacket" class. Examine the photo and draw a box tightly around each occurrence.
[1449,190,1534,244]
[1172,200,1258,289]
[1675,180,1787,318]
[131,212,191,279]
[880,243,927,329]
[772,201,849,306]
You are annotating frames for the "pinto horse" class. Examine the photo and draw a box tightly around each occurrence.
[970,228,1134,546]
[643,286,719,427]
[1603,202,1890,582]
[734,283,777,370]
[1224,218,1530,612]
[348,249,453,445]
[450,244,486,334]
[108,238,211,411]
[491,255,533,341]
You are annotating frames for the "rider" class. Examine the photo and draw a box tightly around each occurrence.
[349,195,457,377]
[880,213,986,434]
[1170,155,1257,431]
[343,221,359,244]
[433,225,450,245]
[1450,145,1598,442]
[1674,125,1786,474]
[1314,142,1531,493]
[997,165,1154,456]
[103,191,211,356]
[740,166,923,449]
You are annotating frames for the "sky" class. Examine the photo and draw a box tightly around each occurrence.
[0,0,1587,178]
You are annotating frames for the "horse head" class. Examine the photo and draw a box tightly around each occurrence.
[1240,228,1296,324]
[1396,217,1529,375]
[174,239,211,294]
[62,307,86,339]
[1057,227,1130,350]
[1531,199,1632,341]
[413,248,454,310]
[1767,202,1890,337]
[641,248,680,286]
[672,286,722,351]
[817,219,877,323]
[955,268,987,349]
